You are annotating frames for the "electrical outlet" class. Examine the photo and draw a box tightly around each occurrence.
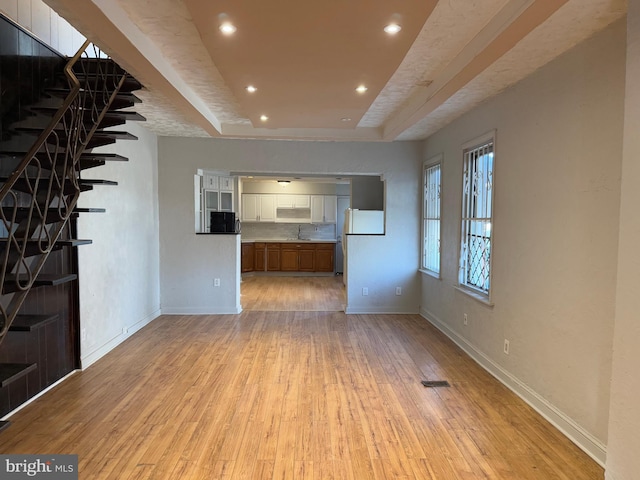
[122,326,128,335]
[214,278,221,287]
[362,287,368,296]
[504,339,510,355]
[464,314,468,326]
[81,329,87,341]
[396,287,402,296]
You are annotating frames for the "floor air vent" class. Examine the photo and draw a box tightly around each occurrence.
[421,380,450,388]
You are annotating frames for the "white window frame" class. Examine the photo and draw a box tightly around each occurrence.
[459,131,495,301]
[422,155,442,276]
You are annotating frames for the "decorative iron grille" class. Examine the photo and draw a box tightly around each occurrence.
[423,162,441,273]
[459,138,494,294]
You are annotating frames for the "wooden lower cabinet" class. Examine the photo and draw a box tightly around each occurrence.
[298,248,315,271]
[244,241,335,273]
[241,243,255,273]
[254,242,266,271]
[266,243,281,271]
[280,247,298,271]
[315,243,335,272]
[281,244,316,271]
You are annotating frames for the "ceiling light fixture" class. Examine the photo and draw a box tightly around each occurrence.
[246,85,257,93]
[260,115,269,122]
[341,117,352,122]
[384,23,402,34]
[355,85,368,94]
[219,22,237,35]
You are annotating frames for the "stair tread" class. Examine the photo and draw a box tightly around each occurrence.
[78,153,129,162]
[0,363,37,388]
[0,239,92,247]
[9,207,100,225]
[10,208,67,224]
[31,106,144,119]
[0,152,129,171]
[3,274,78,294]
[80,179,117,186]
[0,177,94,194]
[16,127,138,141]
[73,208,106,213]
[0,152,129,166]
[44,88,142,103]
[10,314,59,332]
[14,126,138,140]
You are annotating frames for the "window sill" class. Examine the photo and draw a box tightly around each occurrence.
[419,269,441,280]
[453,285,494,307]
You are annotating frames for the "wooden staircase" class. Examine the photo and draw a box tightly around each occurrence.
[0,25,144,429]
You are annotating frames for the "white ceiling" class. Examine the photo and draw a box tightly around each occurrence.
[45,0,626,142]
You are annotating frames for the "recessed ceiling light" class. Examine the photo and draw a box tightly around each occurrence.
[355,85,368,94]
[384,23,402,34]
[219,22,237,35]
[341,117,352,122]
[246,85,257,93]
[260,115,269,122]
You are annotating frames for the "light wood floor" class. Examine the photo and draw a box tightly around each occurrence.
[0,308,602,479]
[242,275,345,311]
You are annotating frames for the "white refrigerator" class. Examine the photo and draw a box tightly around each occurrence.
[342,209,385,285]
[343,209,385,234]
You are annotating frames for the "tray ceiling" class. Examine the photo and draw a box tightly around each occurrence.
[44,0,625,141]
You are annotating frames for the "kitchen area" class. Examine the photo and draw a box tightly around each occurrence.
[190,170,386,313]
[238,177,349,276]
[195,171,385,278]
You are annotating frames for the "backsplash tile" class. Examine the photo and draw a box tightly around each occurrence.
[241,222,336,240]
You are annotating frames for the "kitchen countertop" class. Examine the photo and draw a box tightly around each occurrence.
[241,238,337,244]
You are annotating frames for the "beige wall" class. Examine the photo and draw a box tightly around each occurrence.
[605,5,640,480]
[77,123,161,367]
[420,19,626,464]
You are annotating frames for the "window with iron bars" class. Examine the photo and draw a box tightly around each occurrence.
[459,135,494,296]
[422,159,441,274]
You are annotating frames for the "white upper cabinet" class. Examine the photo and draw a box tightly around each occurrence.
[323,195,337,223]
[242,194,276,222]
[276,194,310,209]
[220,176,234,191]
[311,195,337,223]
[203,173,218,189]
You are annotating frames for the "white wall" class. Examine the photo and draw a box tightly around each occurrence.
[158,138,422,314]
[0,0,85,56]
[420,20,625,464]
[605,5,640,480]
[77,122,161,367]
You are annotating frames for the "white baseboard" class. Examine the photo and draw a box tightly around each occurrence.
[81,309,162,369]
[0,370,78,421]
[345,305,419,314]
[160,306,242,315]
[420,307,607,467]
